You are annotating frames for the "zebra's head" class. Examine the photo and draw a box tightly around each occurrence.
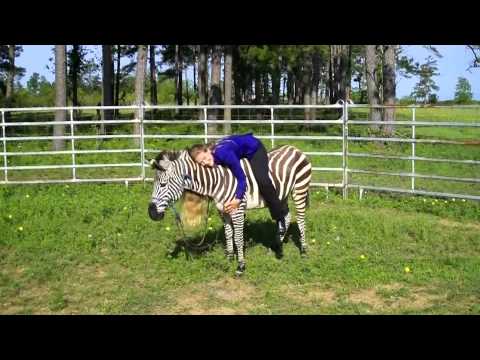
[148,150,193,221]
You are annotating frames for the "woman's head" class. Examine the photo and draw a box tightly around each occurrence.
[189,143,215,167]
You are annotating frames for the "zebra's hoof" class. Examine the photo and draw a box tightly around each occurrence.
[300,248,307,258]
[235,263,245,277]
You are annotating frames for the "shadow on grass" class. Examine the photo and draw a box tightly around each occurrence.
[168,219,302,260]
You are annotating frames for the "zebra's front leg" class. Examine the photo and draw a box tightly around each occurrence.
[231,206,247,276]
[220,211,234,261]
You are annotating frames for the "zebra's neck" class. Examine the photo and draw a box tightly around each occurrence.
[177,154,228,203]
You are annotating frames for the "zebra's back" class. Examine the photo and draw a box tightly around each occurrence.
[240,145,312,209]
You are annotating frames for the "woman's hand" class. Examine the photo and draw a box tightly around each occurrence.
[224,199,241,214]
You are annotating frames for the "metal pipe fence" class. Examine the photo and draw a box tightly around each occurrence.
[0,102,479,201]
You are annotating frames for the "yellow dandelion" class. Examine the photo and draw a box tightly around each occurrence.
[208,226,213,230]
[123,206,128,211]
[8,214,12,219]
[326,241,330,245]
[208,217,212,222]
[88,234,92,238]
[360,254,366,260]
[404,266,411,273]
[311,238,316,243]
[18,226,23,232]
[165,227,170,231]
[462,199,466,202]
[452,198,456,202]
[25,194,30,198]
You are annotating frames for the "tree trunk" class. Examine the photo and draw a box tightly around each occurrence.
[193,46,197,106]
[365,45,382,130]
[223,45,233,134]
[254,66,263,119]
[114,45,121,119]
[134,45,147,147]
[198,45,208,120]
[54,45,66,151]
[382,44,396,136]
[311,50,321,119]
[71,45,80,109]
[302,52,313,121]
[232,46,242,105]
[287,69,294,105]
[175,45,183,109]
[101,45,114,134]
[5,45,15,107]
[271,63,281,105]
[209,45,222,134]
[149,45,157,106]
[185,66,190,106]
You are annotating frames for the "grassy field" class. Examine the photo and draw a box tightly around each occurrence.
[1,106,479,314]
[0,183,479,315]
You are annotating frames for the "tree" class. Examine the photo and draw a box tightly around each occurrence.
[133,45,147,147]
[149,45,158,106]
[209,45,222,134]
[27,72,41,95]
[175,45,183,107]
[101,45,114,133]
[198,45,208,119]
[382,45,397,136]
[365,45,382,129]
[0,45,24,107]
[466,45,480,70]
[454,77,473,104]
[411,56,439,104]
[54,45,67,151]
[224,45,233,134]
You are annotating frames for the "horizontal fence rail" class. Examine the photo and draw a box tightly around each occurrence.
[0,103,479,201]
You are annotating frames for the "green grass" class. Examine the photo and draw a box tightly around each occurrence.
[0,183,479,314]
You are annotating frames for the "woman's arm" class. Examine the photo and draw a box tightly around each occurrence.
[218,151,247,200]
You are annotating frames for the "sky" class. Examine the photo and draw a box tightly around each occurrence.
[15,45,480,101]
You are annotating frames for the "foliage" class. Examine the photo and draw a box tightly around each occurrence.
[454,77,473,104]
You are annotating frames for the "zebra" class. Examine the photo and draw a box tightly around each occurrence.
[147,144,312,276]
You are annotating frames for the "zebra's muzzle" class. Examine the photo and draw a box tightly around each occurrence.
[148,202,165,221]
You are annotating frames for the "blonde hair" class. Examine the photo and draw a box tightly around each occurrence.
[181,191,209,230]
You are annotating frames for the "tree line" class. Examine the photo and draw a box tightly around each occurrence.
[0,45,477,150]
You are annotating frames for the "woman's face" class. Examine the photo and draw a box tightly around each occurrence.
[194,149,214,167]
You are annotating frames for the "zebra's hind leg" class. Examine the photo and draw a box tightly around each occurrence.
[221,211,234,261]
[293,190,309,257]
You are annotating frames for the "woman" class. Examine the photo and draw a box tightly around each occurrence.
[189,133,289,251]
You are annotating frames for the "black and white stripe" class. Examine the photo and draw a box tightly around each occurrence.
[149,145,312,274]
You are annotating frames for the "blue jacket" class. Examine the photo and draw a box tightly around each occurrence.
[212,133,261,200]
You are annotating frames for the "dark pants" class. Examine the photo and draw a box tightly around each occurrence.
[250,143,289,221]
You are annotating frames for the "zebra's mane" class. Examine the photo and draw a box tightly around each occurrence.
[154,149,190,163]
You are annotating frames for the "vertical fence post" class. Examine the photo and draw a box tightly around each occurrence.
[270,107,275,149]
[1,110,7,182]
[342,100,349,200]
[140,104,145,181]
[203,107,208,144]
[411,107,416,192]
[70,108,76,181]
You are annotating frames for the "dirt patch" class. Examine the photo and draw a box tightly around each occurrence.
[348,284,442,311]
[439,218,480,231]
[169,277,258,315]
[280,283,337,306]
